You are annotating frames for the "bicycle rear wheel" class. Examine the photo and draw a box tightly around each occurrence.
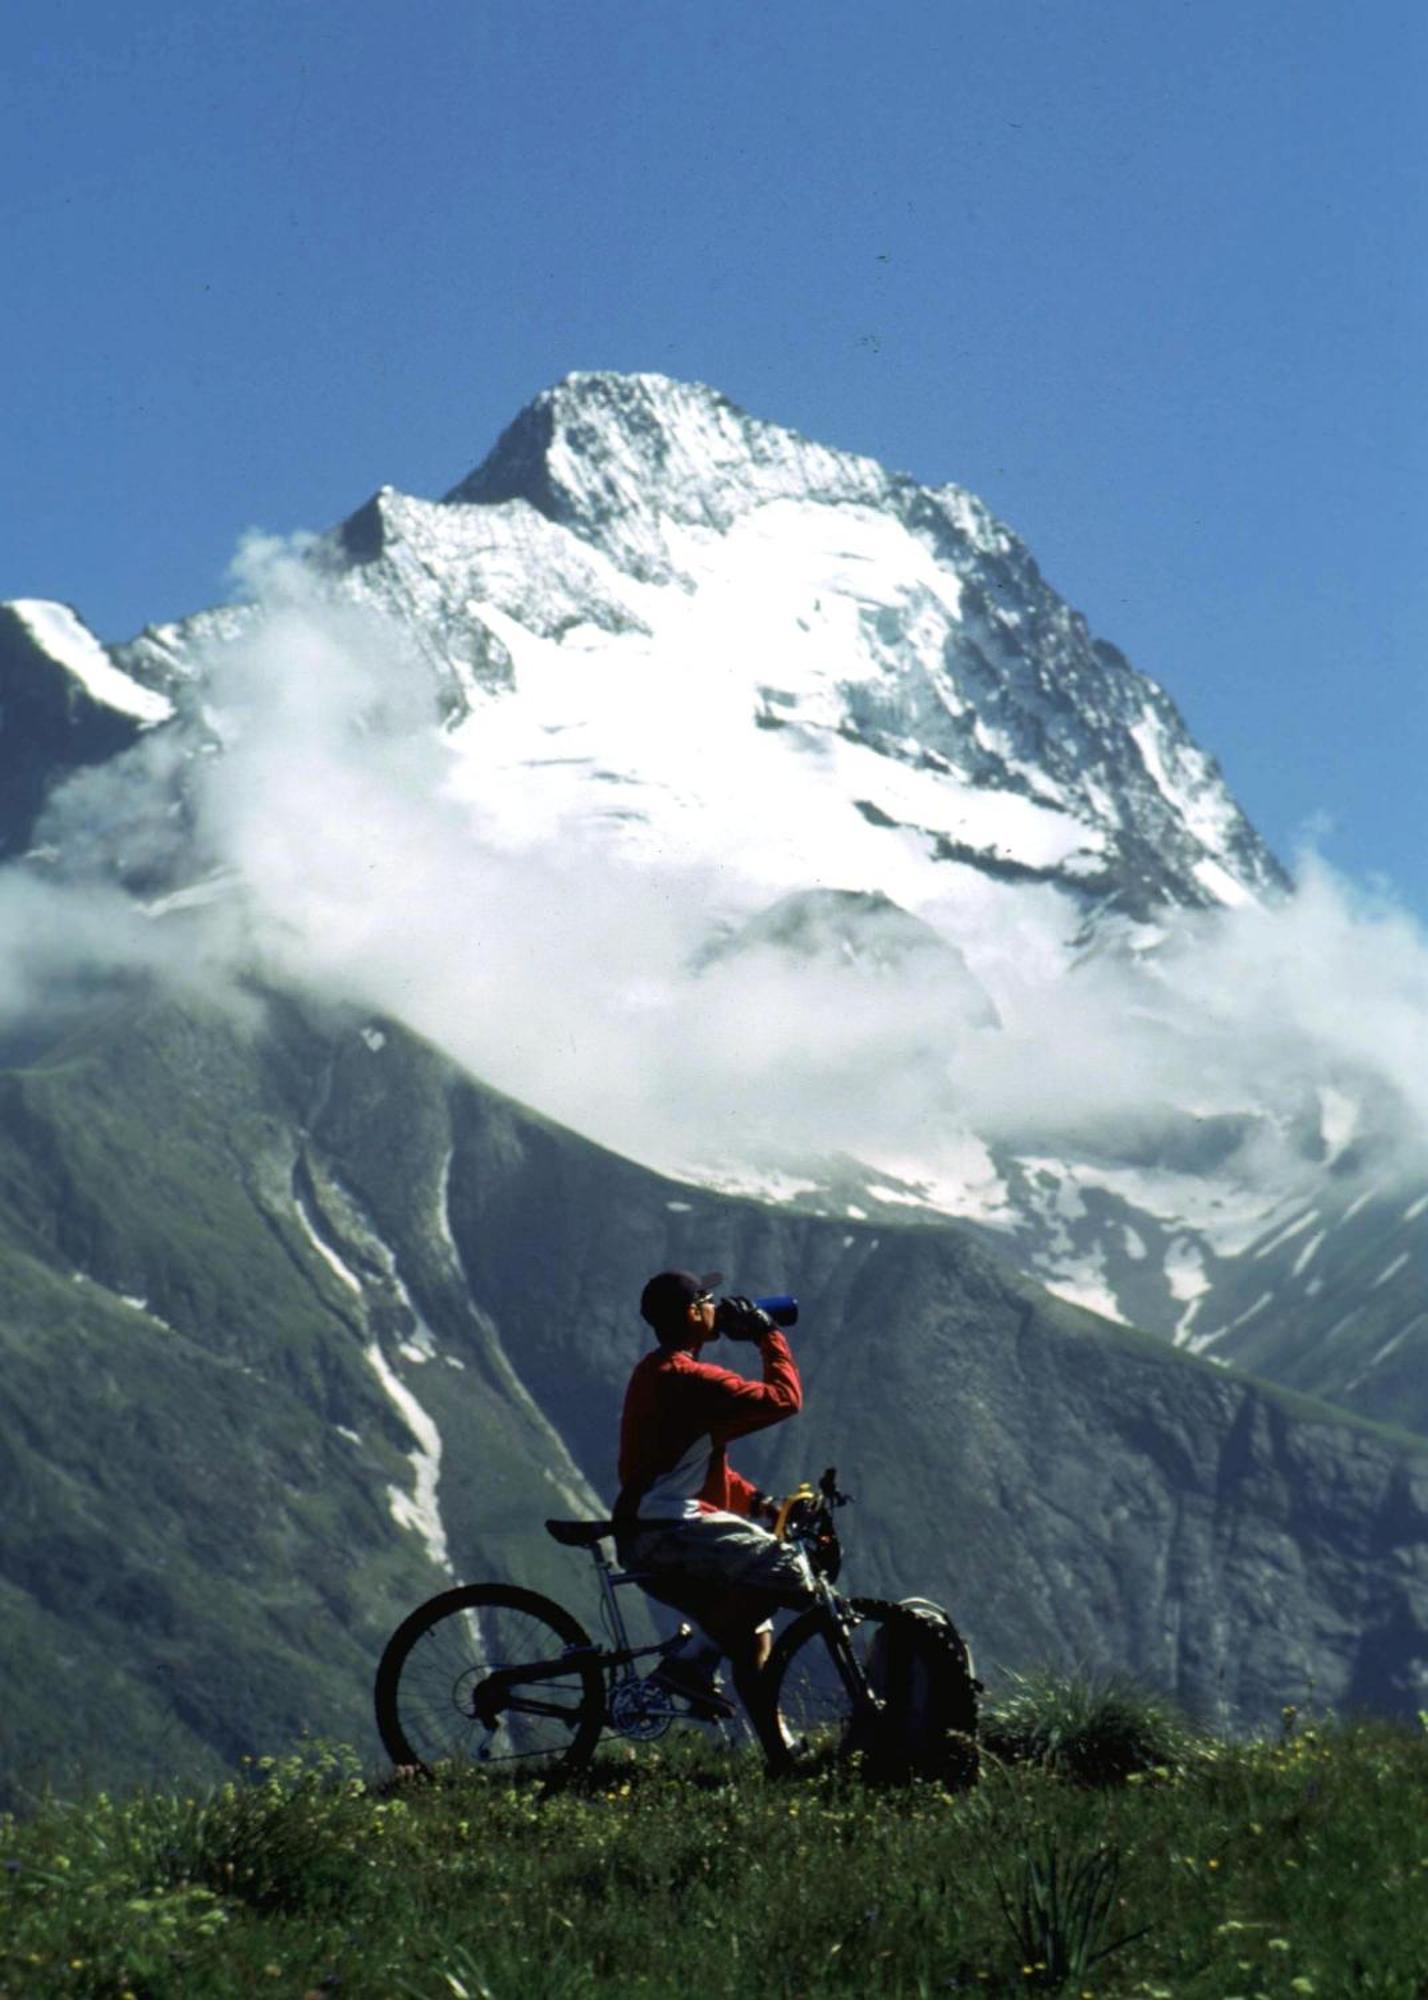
[767,1597,979,1786]
[374,1583,605,1773]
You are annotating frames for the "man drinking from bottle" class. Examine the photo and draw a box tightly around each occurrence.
[614,1269,814,1769]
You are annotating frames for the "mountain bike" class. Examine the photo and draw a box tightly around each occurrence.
[374,1467,980,1784]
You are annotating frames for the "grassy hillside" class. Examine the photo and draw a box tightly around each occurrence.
[2,1682,1426,1998]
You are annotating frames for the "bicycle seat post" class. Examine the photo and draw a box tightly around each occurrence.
[588,1534,640,1669]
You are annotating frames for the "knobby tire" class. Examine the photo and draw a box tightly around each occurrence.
[767,1596,980,1787]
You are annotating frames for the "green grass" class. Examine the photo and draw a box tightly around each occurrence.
[3,1685,1428,1999]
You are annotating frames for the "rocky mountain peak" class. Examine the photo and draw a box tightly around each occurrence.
[320,371,1286,924]
[444,371,924,583]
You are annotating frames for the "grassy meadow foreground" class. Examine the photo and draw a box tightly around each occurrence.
[2,1681,1426,1998]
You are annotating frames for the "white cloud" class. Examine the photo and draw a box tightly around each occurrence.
[6,552,1427,1214]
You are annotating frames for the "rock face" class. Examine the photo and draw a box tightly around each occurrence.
[0,604,150,858]
[447,1062,1428,1728]
[1185,1182,1428,1434]
[0,991,1423,1804]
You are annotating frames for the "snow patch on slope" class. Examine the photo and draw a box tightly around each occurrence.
[12,600,173,723]
[364,1338,451,1572]
[292,1179,453,1573]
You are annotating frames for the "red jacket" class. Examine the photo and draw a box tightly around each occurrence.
[616,1332,802,1521]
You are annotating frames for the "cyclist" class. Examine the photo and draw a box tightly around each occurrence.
[614,1268,814,1769]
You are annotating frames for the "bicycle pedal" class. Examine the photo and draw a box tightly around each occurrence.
[645,1660,737,1722]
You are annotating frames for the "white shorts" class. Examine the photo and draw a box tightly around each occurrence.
[617,1511,816,1629]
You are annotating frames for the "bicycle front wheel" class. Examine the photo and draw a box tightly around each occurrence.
[767,1597,979,1786]
[374,1583,606,1773]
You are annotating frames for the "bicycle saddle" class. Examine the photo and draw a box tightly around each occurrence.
[545,1518,617,1547]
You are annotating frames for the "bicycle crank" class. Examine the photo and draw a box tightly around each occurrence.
[608,1677,677,1741]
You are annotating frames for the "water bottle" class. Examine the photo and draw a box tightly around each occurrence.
[753,1294,799,1328]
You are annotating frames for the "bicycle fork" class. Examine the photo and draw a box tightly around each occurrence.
[817,1592,887,1739]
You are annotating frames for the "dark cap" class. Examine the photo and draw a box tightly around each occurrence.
[639,1268,723,1334]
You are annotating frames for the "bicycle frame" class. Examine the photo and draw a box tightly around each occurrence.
[776,1471,888,1730]
[782,1562,889,1745]
[472,1539,693,1741]
[471,1528,883,1750]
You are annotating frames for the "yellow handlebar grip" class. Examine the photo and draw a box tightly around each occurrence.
[773,1483,814,1541]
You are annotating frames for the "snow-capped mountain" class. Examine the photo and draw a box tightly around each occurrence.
[368,372,1288,918]
[4,371,1421,1424]
[114,371,1284,921]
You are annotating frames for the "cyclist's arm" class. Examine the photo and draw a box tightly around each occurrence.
[722,1468,778,1518]
[686,1330,802,1444]
[681,1334,800,1518]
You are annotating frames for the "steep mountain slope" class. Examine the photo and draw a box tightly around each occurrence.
[0,603,159,861]
[1,990,1425,1804]
[0,993,606,1805]
[1187,1179,1428,1428]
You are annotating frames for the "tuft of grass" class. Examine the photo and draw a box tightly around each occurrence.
[993,1830,1150,1987]
[981,1667,1204,1785]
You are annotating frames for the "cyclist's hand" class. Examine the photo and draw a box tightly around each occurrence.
[749,1489,781,1527]
[719,1295,776,1342]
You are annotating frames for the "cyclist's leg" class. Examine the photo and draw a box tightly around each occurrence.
[617,1516,816,1766]
[699,1593,798,1768]
[614,1577,795,1763]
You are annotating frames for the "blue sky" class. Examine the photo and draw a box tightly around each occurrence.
[5,0,1425,913]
